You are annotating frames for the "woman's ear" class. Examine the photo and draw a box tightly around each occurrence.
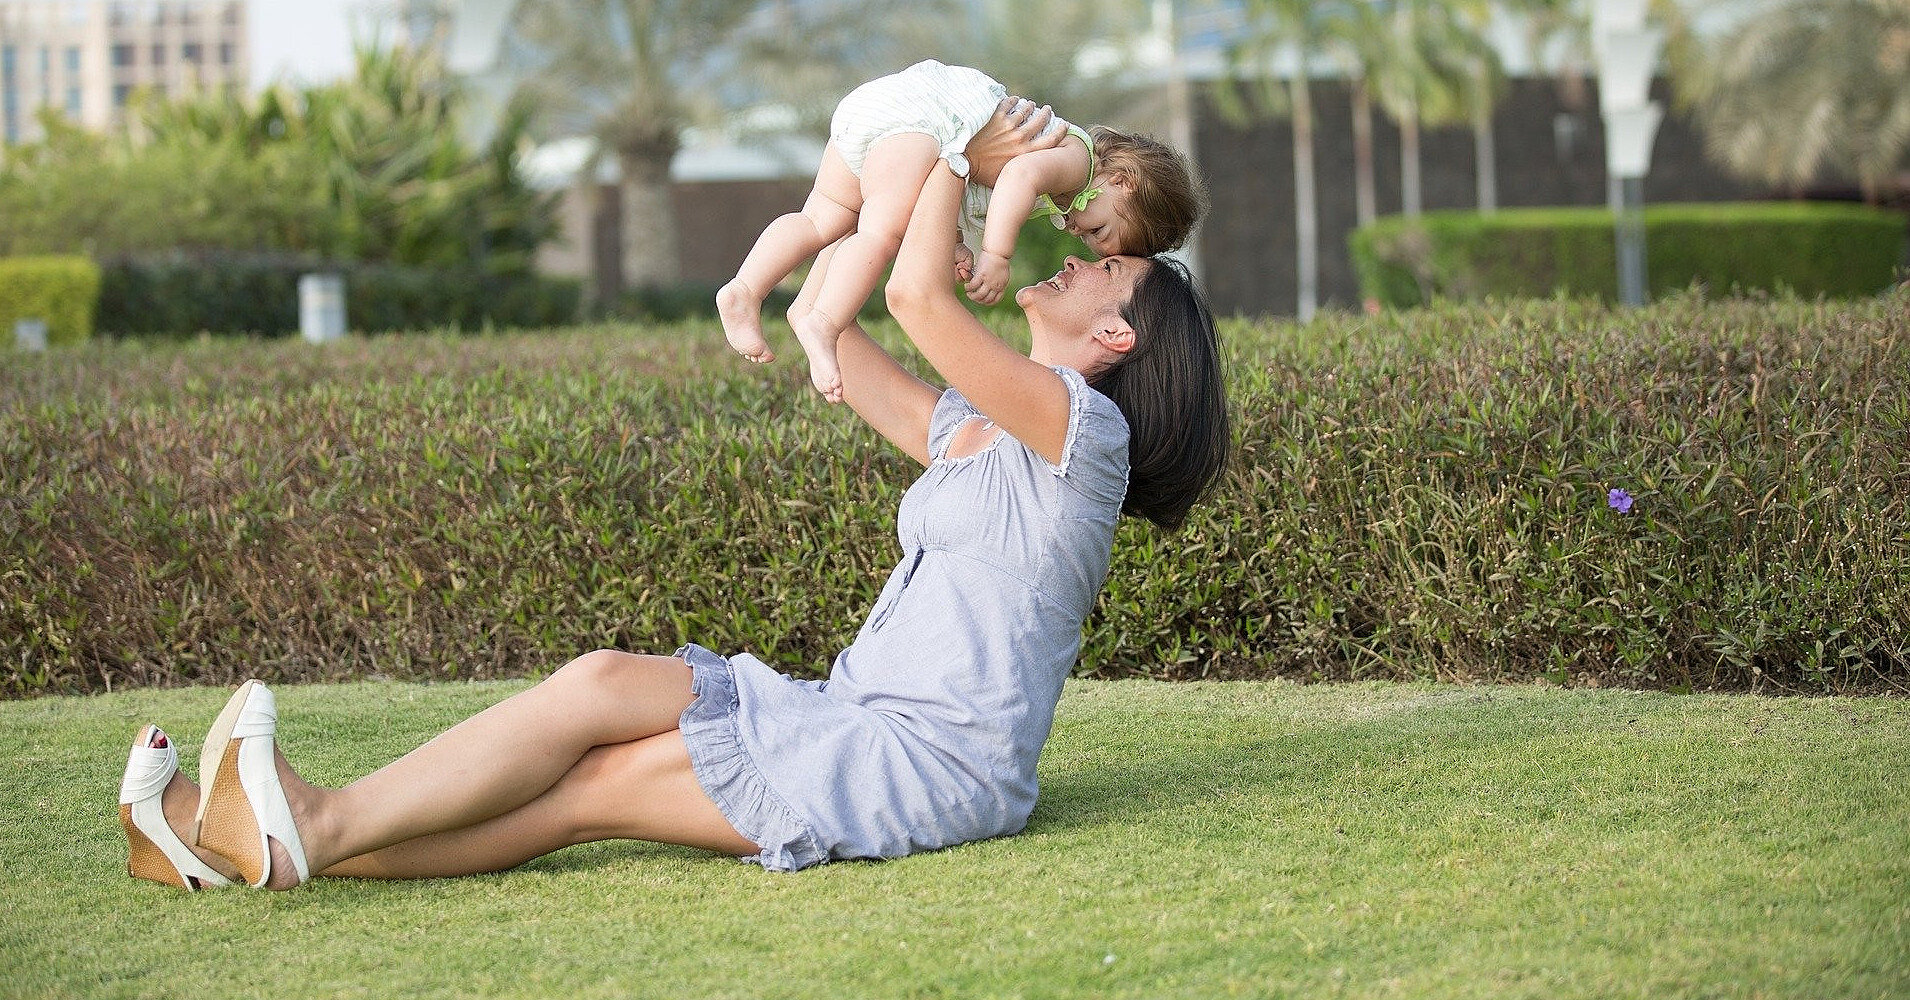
[1092,308,1137,355]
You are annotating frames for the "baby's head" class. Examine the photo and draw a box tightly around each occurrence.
[1063,127,1206,258]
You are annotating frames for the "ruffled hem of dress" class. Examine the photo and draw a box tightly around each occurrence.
[675,643,829,872]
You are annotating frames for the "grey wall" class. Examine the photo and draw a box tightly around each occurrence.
[1191,76,1764,316]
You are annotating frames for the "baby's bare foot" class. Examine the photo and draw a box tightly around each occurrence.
[717,280,773,363]
[792,310,844,402]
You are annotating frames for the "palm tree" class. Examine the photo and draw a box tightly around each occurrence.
[1369,0,1498,219]
[506,0,916,298]
[934,0,1154,128]
[1319,0,1387,229]
[1674,0,1910,202]
[1216,0,1358,321]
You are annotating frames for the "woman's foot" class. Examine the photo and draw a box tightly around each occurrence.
[717,280,774,363]
[791,309,844,402]
[119,725,240,890]
[194,681,313,890]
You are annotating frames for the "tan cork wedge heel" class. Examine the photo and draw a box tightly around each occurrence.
[191,681,309,888]
[117,725,233,891]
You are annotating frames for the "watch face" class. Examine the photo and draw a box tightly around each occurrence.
[946,152,971,178]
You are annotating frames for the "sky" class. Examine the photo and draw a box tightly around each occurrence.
[248,0,373,90]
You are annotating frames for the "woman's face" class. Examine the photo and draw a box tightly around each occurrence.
[1016,255,1148,347]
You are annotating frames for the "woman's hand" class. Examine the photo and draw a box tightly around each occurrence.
[965,250,1011,305]
[963,97,1064,187]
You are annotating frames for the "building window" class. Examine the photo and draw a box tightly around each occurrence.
[223,2,240,25]
[113,83,132,107]
[219,42,234,66]
[66,86,81,117]
[66,47,80,76]
[112,43,135,68]
[151,44,166,66]
[182,42,202,64]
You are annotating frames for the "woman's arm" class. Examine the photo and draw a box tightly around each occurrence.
[837,322,939,467]
[968,138,1091,304]
[885,165,1071,465]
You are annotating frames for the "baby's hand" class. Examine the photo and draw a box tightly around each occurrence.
[965,250,1011,305]
[953,243,975,284]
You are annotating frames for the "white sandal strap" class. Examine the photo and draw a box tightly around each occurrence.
[236,732,310,884]
[120,730,234,889]
[130,795,234,889]
[118,742,178,804]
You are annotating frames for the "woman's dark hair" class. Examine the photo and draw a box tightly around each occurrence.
[1085,256,1230,531]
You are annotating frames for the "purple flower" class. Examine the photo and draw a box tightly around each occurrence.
[1608,488,1635,514]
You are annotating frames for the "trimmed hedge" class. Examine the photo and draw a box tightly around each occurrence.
[0,255,102,347]
[2,292,1905,698]
[95,254,582,337]
[1350,202,1907,307]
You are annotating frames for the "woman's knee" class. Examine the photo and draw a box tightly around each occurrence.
[545,649,653,700]
[543,649,695,725]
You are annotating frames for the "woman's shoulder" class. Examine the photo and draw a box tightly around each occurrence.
[1048,366,1129,490]
[927,385,982,455]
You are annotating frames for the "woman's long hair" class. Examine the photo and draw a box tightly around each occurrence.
[1086,257,1230,531]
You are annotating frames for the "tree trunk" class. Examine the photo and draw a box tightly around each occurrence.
[585,173,623,306]
[1473,68,1497,213]
[617,146,681,291]
[1292,65,1318,323]
[1352,77,1377,229]
[1400,100,1423,219]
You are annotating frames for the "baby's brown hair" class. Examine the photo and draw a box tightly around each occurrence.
[1092,126,1207,256]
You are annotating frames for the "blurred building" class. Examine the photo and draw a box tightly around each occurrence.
[0,0,248,144]
[432,0,1801,315]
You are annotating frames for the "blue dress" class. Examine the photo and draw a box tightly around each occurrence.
[676,366,1130,870]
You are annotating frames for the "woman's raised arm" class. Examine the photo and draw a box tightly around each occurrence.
[884,165,1071,465]
[837,321,939,467]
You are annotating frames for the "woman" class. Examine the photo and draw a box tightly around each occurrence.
[116,102,1231,890]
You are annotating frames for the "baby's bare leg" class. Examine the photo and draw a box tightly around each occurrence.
[718,144,862,363]
[794,133,942,401]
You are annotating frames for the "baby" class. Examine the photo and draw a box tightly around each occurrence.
[717,60,1204,400]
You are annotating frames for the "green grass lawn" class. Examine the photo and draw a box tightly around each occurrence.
[2,679,1904,999]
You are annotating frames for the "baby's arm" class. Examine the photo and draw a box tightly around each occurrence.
[967,137,1092,305]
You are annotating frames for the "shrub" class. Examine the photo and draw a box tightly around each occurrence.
[94,253,582,336]
[1350,202,1908,307]
[0,255,102,348]
[2,291,1905,698]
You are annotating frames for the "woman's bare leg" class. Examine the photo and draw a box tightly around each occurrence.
[718,143,863,364]
[793,132,941,402]
[163,649,750,889]
[320,731,755,879]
